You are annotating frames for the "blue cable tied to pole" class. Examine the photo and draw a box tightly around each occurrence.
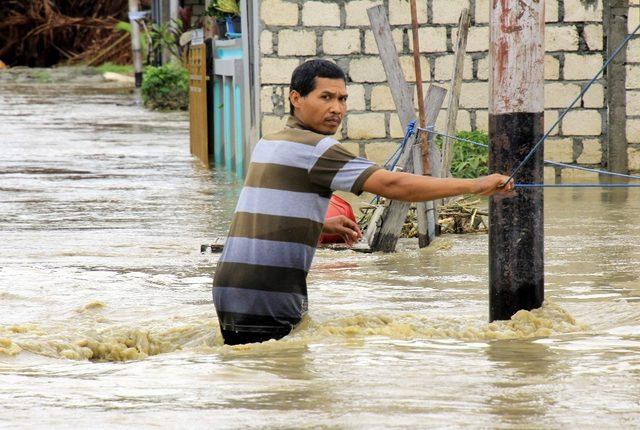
[385,119,416,170]
[369,120,417,205]
[417,127,640,188]
[505,22,640,185]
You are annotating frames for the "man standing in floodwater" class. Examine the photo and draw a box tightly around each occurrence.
[213,59,514,346]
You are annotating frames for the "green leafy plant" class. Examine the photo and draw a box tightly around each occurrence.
[150,19,186,60]
[437,130,489,178]
[204,0,240,19]
[141,64,188,110]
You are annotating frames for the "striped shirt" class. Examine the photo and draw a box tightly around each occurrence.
[212,115,381,333]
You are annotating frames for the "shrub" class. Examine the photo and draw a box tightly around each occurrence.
[438,130,489,179]
[141,63,188,110]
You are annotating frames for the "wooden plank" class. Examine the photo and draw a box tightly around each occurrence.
[371,85,447,252]
[408,0,430,175]
[201,239,373,254]
[367,5,415,129]
[441,8,471,178]
[188,44,209,167]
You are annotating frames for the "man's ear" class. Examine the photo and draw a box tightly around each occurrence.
[290,90,303,111]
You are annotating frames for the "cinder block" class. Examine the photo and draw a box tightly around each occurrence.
[364,29,404,54]
[545,55,560,80]
[409,27,447,53]
[323,29,361,55]
[346,0,382,26]
[577,139,602,164]
[261,115,287,135]
[564,0,603,22]
[628,90,640,116]
[544,138,574,163]
[261,0,298,26]
[432,0,467,24]
[626,65,640,88]
[347,84,366,111]
[459,82,488,108]
[302,1,340,27]
[545,110,559,136]
[349,57,387,82]
[629,7,640,34]
[347,113,387,139]
[475,109,488,131]
[544,83,581,108]
[546,0,559,22]
[260,86,274,113]
[628,38,640,62]
[452,26,489,53]
[434,54,473,81]
[260,30,273,54]
[477,56,489,81]
[582,83,604,108]
[362,141,400,166]
[562,110,602,136]
[260,58,300,84]
[475,0,489,24]
[629,146,640,171]
[563,54,603,80]
[371,85,396,111]
[436,108,471,131]
[583,24,603,50]
[389,0,428,25]
[399,55,431,82]
[260,30,273,55]
[560,167,599,180]
[628,119,640,143]
[546,26,579,51]
[278,29,316,56]
[389,113,404,138]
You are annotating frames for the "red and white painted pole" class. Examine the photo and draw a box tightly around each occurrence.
[489,0,545,321]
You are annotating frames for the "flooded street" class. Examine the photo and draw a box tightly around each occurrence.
[1,81,640,428]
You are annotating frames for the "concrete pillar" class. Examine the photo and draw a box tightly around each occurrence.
[128,0,143,87]
[605,0,629,174]
[488,0,545,321]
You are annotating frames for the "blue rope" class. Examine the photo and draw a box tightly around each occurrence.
[368,120,417,205]
[506,22,640,184]
[517,183,640,188]
[386,120,416,170]
[421,128,640,182]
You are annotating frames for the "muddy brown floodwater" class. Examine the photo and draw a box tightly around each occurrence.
[1,79,640,429]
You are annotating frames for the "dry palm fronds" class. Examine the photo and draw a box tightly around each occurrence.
[0,0,129,67]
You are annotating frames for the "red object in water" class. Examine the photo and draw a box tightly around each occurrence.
[319,194,356,244]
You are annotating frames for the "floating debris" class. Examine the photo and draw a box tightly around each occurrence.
[359,197,487,237]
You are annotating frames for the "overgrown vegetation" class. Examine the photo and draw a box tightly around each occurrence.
[438,130,489,178]
[141,64,188,111]
[97,62,134,75]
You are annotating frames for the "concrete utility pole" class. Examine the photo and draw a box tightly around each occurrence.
[128,0,144,87]
[488,0,545,321]
[605,0,629,174]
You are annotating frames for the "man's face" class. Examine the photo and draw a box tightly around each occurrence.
[290,77,348,135]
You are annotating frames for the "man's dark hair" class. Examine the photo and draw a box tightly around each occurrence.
[289,59,346,114]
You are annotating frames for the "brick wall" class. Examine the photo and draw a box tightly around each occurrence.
[257,0,640,173]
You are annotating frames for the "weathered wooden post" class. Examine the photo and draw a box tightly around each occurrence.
[128,0,143,87]
[441,8,471,178]
[488,0,544,321]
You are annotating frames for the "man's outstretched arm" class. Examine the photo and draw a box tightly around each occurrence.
[362,170,514,202]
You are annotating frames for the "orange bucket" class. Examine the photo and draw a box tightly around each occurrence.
[319,194,356,244]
